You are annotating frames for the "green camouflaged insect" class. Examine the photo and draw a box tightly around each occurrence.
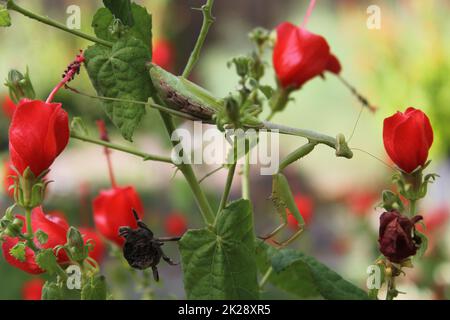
[149,64,224,121]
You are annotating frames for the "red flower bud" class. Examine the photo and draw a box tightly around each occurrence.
[9,100,69,176]
[165,212,187,237]
[287,194,314,230]
[2,95,16,119]
[378,211,423,263]
[383,107,433,173]
[273,22,341,89]
[1,207,69,274]
[22,278,44,300]
[79,227,106,263]
[152,39,175,72]
[93,186,144,246]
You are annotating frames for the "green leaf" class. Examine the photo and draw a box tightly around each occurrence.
[35,229,48,245]
[84,36,154,141]
[92,3,152,50]
[9,242,26,262]
[0,5,11,27]
[92,8,117,42]
[179,199,259,299]
[42,281,81,300]
[256,241,369,300]
[103,0,134,26]
[81,275,108,300]
[35,249,59,275]
[415,230,428,259]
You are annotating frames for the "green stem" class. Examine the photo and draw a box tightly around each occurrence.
[70,132,174,164]
[182,0,215,78]
[7,0,113,47]
[155,96,215,225]
[217,163,236,215]
[259,266,273,289]
[242,151,250,200]
[24,207,33,239]
[24,207,39,252]
[409,200,417,217]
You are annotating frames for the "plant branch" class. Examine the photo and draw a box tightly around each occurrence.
[154,96,216,225]
[6,0,113,47]
[182,0,215,78]
[70,132,174,164]
[242,151,250,200]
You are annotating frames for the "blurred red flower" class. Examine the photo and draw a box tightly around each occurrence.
[2,95,16,119]
[165,212,187,237]
[9,100,69,176]
[345,191,378,216]
[78,227,106,263]
[93,186,144,246]
[287,194,314,230]
[152,39,175,72]
[22,278,44,300]
[273,22,341,89]
[3,160,17,198]
[383,107,433,173]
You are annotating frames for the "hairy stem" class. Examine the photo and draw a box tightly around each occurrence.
[7,0,113,47]
[242,151,250,200]
[217,163,236,215]
[70,132,174,164]
[182,0,215,78]
[155,96,215,225]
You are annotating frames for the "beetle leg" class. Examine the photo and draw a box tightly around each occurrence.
[157,236,182,242]
[152,265,159,282]
[162,254,179,266]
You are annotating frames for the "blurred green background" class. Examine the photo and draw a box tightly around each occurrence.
[0,0,449,299]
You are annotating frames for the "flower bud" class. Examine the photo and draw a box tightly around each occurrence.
[383,107,433,173]
[4,69,36,104]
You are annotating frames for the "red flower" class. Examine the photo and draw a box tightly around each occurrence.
[2,95,16,119]
[79,227,106,263]
[93,186,144,246]
[165,212,187,237]
[22,278,44,300]
[273,22,341,89]
[345,191,378,216]
[3,160,17,198]
[152,39,175,71]
[287,194,314,230]
[1,207,69,274]
[383,107,433,173]
[378,211,422,263]
[9,100,69,176]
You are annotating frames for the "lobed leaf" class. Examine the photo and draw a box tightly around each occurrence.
[256,241,369,300]
[179,199,259,300]
[84,36,154,141]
